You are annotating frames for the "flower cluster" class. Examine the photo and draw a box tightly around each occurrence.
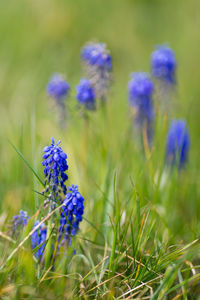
[151,45,177,84]
[76,78,96,110]
[166,119,190,168]
[47,74,70,100]
[128,72,155,132]
[58,185,84,247]
[12,210,29,232]
[81,43,112,70]
[42,137,68,196]
[81,42,112,102]
[31,221,47,260]
[41,139,85,255]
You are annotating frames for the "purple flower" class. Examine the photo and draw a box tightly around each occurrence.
[58,185,85,247]
[151,45,177,84]
[166,119,190,168]
[42,137,68,196]
[128,72,155,126]
[31,220,47,260]
[46,74,70,100]
[76,78,96,110]
[81,42,112,101]
[81,43,112,70]
[12,210,29,232]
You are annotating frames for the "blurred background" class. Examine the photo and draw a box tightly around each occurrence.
[0,0,199,238]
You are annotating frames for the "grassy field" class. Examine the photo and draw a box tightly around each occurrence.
[0,0,200,299]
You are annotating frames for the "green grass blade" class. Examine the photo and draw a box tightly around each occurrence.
[9,140,44,187]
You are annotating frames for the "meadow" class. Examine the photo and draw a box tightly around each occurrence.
[0,0,200,299]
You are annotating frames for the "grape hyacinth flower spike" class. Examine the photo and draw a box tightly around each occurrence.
[151,45,176,85]
[151,45,177,111]
[166,119,190,168]
[76,78,96,111]
[81,42,112,102]
[31,220,47,260]
[42,137,68,204]
[58,185,85,249]
[46,74,70,126]
[128,72,155,144]
[12,210,29,232]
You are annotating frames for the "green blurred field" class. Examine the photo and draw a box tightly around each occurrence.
[0,0,200,298]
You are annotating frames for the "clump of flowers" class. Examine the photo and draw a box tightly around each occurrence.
[58,185,85,248]
[76,78,96,110]
[128,72,155,142]
[81,42,112,102]
[41,139,85,258]
[42,137,68,198]
[166,119,190,168]
[12,210,29,232]
[151,45,177,85]
[46,74,70,126]
[31,220,47,260]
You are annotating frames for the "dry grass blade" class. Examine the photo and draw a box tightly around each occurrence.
[37,265,53,286]
[116,275,162,299]
[185,260,196,276]
[42,272,82,282]
[0,231,16,244]
[84,270,127,295]
[81,255,109,282]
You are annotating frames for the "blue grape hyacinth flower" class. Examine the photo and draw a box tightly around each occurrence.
[42,137,68,196]
[166,119,190,168]
[12,210,29,232]
[58,185,85,247]
[81,43,112,70]
[76,78,96,110]
[81,42,112,102]
[31,220,47,260]
[128,72,155,129]
[151,45,177,85]
[46,74,70,126]
[47,74,70,100]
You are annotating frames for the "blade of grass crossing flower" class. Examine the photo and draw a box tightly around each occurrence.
[8,140,44,188]
[0,204,63,270]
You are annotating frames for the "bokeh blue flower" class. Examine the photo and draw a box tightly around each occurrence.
[128,72,154,130]
[42,137,68,196]
[12,210,29,232]
[46,74,70,100]
[81,42,112,101]
[76,78,96,110]
[166,119,190,168]
[81,43,112,70]
[151,45,176,84]
[31,220,47,260]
